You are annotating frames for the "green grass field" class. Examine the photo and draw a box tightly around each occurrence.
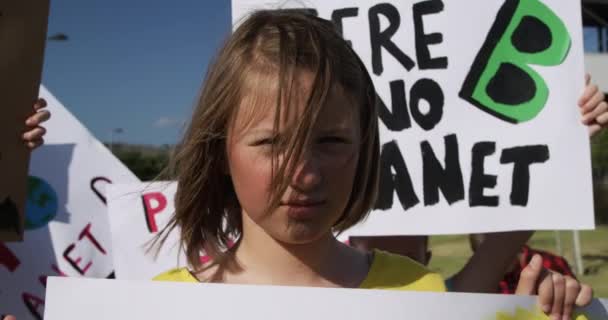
[426,226,608,297]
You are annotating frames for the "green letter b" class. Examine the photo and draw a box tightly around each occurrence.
[460,0,571,123]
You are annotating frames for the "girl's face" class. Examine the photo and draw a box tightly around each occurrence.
[227,72,361,244]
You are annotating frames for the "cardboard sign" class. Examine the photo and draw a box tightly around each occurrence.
[0,0,50,241]
[44,277,608,320]
[231,0,594,235]
[0,86,140,320]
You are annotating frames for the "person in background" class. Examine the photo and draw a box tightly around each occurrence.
[469,233,576,295]
[352,232,592,318]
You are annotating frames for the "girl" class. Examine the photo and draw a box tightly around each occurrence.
[149,8,597,317]
[8,9,603,320]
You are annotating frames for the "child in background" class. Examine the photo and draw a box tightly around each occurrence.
[147,9,594,319]
[469,233,577,294]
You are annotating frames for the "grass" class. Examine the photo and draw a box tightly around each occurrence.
[426,226,608,298]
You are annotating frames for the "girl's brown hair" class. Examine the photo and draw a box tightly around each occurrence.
[157,9,380,271]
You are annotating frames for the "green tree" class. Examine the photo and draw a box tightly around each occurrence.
[592,131,608,224]
[109,144,170,181]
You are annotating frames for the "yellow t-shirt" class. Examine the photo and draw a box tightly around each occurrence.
[154,250,446,292]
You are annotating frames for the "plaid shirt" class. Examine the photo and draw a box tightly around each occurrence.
[498,245,576,294]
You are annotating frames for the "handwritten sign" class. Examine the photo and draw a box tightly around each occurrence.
[0,86,140,320]
[0,0,50,241]
[231,0,594,235]
[107,182,185,280]
[44,277,608,320]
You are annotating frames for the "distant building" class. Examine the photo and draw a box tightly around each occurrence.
[583,0,608,92]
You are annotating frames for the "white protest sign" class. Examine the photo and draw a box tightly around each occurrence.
[44,277,608,320]
[0,86,140,320]
[231,0,594,235]
[107,182,186,280]
[106,182,374,276]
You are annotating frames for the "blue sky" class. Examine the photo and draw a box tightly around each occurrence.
[42,1,604,145]
[42,0,231,145]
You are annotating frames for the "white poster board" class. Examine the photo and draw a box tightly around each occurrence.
[107,182,186,280]
[107,182,367,276]
[44,277,608,320]
[0,86,140,319]
[231,0,594,235]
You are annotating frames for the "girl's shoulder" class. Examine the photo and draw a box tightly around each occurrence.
[360,250,446,292]
[153,268,199,282]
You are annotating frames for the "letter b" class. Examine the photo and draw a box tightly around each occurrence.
[460,0,571,123]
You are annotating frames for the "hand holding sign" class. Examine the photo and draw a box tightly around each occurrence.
[22,98,50,150]
[580,74,608,137]
[516,254,594,320]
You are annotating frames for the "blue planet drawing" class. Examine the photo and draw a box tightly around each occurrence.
[25,176,58,230]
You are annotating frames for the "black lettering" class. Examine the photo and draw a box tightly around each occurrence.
[413,0,448,69]
[369,3,415,75]
[375,140,420,211]
[486,63,536,105]
[421,134,464,206]
[469,142,499,207]
[377,80,411,131]
[409,78,444,131]
[500,145,550,206]
[91,176,112,205]
[331,7,359,46]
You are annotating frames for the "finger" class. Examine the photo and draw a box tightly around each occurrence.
[22,126,46,142]
[25,110,51,126]
[33,98,47,110]
[584,90,607,114]
[596,109,608,125]
[26,138,44,150]
[585,74,591,86]
[3,315,17,320]
[589,124,602,137]
[549,273,565,320]
[579,84,598,107]
[562,276,580,320]
[583,101,608,124]
[575,284,593,307]
[537,271,555,315]
[581,89,605,114]
[516,254,543,295]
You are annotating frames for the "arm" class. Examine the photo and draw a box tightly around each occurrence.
[447,231,532,293]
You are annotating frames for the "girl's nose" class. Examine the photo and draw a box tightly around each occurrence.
[291,151,322,191]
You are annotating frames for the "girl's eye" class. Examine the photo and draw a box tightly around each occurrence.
[252,137,277,146]
[318,136,349,144]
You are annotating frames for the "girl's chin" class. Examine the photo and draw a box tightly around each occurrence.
[272,226,334,246]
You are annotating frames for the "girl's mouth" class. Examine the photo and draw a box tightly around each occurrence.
[281,199,326,219]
